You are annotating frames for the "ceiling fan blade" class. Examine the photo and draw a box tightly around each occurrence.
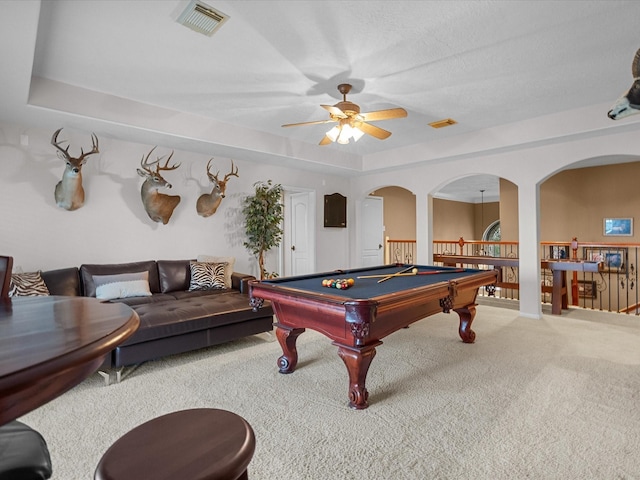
[357,121,392,140]
[282,119,336,128]
[319,135,333,146]
[321,105,347,118]
[360,107,407,122]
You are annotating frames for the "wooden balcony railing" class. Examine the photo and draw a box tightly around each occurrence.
[384,237,416,265]
[432,238,520,302]
[385,237,640,316]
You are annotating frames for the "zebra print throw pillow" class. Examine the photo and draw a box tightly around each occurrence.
[9,271,51,297]
[196,255,235,288]
[188,262,227,291]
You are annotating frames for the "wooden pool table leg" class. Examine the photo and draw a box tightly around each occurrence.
[453,303,477,343]
[275,325,305,373]
[334,341,382,410]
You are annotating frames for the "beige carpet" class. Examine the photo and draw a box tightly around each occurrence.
[21,305,640,479]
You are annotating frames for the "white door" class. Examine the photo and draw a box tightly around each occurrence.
[285,191,315,276]
[360,196,384,266]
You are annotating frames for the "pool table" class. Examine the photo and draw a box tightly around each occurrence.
[249,264,498,409]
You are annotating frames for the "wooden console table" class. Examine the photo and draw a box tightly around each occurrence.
[0,296,139,425]
[433,254,602,315]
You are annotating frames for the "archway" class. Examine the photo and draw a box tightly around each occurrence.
[431,174,514,244]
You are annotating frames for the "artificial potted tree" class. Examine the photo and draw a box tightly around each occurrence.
[242,180,284,280]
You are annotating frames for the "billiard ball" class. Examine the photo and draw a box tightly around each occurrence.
[412,268,418,274]
[347,278,355,286]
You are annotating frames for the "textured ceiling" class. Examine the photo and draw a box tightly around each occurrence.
[2,0,640,203]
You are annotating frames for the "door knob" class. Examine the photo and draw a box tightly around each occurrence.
[291,245,296,251]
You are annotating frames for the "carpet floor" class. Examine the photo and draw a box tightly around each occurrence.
[21,305,640,479]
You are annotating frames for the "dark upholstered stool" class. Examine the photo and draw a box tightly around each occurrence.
[0,420,52,480]
[94,408,255,480]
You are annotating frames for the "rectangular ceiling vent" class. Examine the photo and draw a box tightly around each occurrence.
[429,118,457,129]
[175,0,229,37]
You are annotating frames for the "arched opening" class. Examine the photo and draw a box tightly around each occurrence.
[539,157,640,313]
[432,174,512,244]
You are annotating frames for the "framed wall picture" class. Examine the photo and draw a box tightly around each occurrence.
[585,247,627,273]
[577,280,597,299]
[603,217,633,236]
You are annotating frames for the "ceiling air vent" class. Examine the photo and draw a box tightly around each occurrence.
[429,118,457,129]
[174,0,229,37]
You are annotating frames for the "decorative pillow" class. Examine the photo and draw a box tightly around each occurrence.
[8,271,50,297]
[95,280,152,301]
[197,255,235,288]
[189,262,227,291]
[93,272,152,300]
[93,272,149,288]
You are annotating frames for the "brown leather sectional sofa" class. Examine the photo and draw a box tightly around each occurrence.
[40,259,274,383]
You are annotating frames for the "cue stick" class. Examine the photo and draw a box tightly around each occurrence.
[359,269,466,279]
[377,265,416,284]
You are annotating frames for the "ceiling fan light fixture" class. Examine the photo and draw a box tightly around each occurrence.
[326,126,340,142]
[351,127,365,142]
[337,126,352,144]
[292,83,404,145]
[326,123,364,144]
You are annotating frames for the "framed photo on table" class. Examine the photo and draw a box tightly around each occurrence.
[548,245,569,259]
[603,218,633,236]
[585,248,626,273]
[577,280,597,299]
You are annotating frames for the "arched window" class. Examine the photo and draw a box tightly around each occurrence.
[483,220,501,256]
[484,220,500,242]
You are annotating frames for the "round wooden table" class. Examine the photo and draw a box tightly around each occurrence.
[0,296,139,425]
[94,408,256,480]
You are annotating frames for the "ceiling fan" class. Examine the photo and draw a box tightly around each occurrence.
[282,84,407,145]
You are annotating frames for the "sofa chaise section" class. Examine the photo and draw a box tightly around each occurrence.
[38,259,273,383]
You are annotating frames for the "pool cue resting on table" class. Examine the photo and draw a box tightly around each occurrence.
[377,265,416,283]
[360,268,465,280]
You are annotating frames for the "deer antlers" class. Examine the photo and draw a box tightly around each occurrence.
[206,158,239,184]
[51,128,99,165]
[139,147,181,180]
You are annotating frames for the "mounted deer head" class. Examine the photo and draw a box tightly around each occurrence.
[196,159,239,217]
[51,128,99,210]
[608,48,640,120]
[137,147,181,224]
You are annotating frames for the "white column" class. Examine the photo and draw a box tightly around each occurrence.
[518,182,542,318]
[416,193,431,265]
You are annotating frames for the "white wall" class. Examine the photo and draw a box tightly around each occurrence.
[4,116,640,319]
[0,122,350,277]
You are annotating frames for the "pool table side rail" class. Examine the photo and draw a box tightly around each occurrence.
[249,268,498,307]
